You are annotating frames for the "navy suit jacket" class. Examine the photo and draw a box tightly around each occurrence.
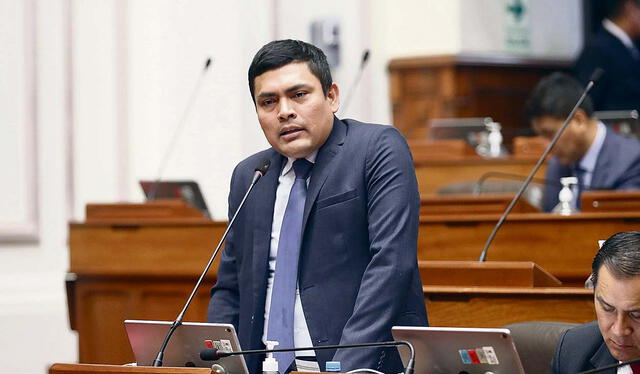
[552,321,617,374]
[574,26,640,111]
[542,128,640,212]
[207,117,428,374]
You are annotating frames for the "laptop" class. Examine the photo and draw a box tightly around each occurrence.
[392,326,525,374]
[125,320,248,374]
[139,180,210,218]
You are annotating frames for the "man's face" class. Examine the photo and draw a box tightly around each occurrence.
[253,62,339,159]
[531,115,588,165]
[595,265,640,361]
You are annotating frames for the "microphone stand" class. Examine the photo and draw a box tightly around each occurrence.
[478,69,603,262]
[152,161,270,366]
[148,57,212,200]
[579,356,640,374]
[201,340,415,374]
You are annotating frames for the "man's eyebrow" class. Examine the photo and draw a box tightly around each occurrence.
[285,84,311,93]
[256,84,312,99]
[596,295,612,308]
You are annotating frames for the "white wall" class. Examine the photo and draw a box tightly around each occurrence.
[0,0,77,373]
[0,1,585,373]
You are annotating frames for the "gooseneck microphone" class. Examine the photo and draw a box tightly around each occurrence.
[473,171,560,195]
[478,68,603,262]
[200,340,415,374]
[578,356,640,374]
[148,57,213,200]
[152,159,271,367]
[340,49,371,116]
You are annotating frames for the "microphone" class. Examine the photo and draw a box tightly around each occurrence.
[148,57,213,201]
[473,171,560,195]
[200,340,415,374]
[478,68,603,262]
[340,49,371,115]
[152,158,271,367]
[578,356,640,374]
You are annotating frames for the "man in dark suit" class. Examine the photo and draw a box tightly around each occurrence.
[574,0,640,111]
[524,72,640,212]
[553,231,640,374]
[207,39,427,374]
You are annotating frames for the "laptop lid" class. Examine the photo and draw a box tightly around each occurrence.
[392,326,525,374]
[139,180,210,218]
[125,319,248,374]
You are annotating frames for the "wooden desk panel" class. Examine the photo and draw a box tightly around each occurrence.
[68,220,226,364]
[418,212,640,283]
[413,157,545,194]
[425,286,595,327]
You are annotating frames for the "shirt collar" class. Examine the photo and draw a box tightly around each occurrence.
[579,121,606,173]
[603,19,636,50]
[281,150,318,177]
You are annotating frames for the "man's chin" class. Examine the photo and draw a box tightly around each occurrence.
[608,344,640,362]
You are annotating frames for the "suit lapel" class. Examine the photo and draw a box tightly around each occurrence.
[301,117,346,231]
[591,130,614,189]
[590,341,618,373]
[251,151,284,303]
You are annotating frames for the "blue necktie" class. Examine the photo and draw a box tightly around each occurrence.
[267,158,313,373]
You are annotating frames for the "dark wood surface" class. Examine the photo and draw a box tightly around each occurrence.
[420,193,539,216]
[419,261,560,287]
[424,286,595,327]
[50,363,213,374]
[388,54,570,143]
[418,211,640,284]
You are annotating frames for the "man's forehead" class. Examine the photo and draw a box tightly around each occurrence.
[253,62,317,94]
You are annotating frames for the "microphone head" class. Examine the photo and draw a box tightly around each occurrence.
[361,49,370,66]
[255,158,271,176]
[589,68,604,84]
[204,57,212,70]
[200,348,221,361]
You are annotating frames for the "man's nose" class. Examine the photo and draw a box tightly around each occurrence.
[612,314,633,337]
[278,99,296,121]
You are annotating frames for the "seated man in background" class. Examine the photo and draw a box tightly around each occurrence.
[553,231,640,374]
[524,72,640,212]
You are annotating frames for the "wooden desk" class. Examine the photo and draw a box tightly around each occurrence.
[413,155,545,194]
[424,285,595,327]
[50,363,213,374]
[418,212,640,283]
[68,217,226,365]
[388,54,569,142]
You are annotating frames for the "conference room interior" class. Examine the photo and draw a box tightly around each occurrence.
[4,1,640,373]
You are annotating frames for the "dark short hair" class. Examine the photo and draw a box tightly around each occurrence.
[605,0,640,19]
[248,39,333,102]
[591,231,640,286]
[523,72,594,124]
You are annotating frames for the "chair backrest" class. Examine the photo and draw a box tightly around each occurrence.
[503,321,578,374]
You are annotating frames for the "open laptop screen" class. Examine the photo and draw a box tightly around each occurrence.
[125,320,248,374]
[392,326,525,374]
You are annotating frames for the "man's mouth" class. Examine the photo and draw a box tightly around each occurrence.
[280,127,304,137]
[610,339,635,350]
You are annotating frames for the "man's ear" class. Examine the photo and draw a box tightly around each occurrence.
[327,83,340,113]
[572,109,590,128]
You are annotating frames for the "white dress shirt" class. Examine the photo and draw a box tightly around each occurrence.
[262,151,317,357]
[603,19,640,58]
